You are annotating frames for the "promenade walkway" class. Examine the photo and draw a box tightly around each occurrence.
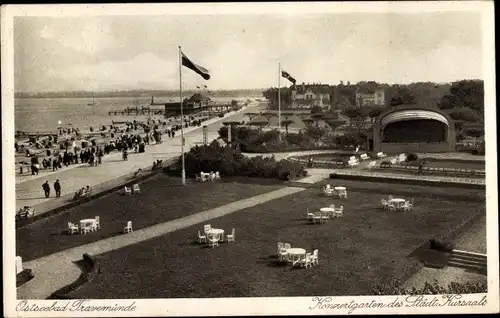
[15,103,262,210]
[17,186,305,299]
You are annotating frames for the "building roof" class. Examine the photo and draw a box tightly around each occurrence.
[356,81,381,94]
[379,106,451,128]
[295,83,331,94]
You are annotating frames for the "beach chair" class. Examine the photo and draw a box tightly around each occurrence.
[68,222,79,235]
[124,221,133,234]
[198,230,207,244]
[94,216,100,230]
[226,228,236,242]
[132,184,140,194]
[124,186,132,196]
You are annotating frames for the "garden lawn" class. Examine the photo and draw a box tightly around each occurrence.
[70,180,485,298]
[16,174,284,261]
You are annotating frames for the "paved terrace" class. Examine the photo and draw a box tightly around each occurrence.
[15,103,263,211]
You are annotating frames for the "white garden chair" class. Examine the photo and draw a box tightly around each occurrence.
[132,184,141,194]
[124,221,133,233]
[124,186,132,195]
[297,253,312,268]
[196,174,203,182]
[226,228,235,242]
[403,201,413,212]
[338,189,348,199]
[208,234,220,248]
[312,249,319,266]
[204,224,211,235]
[94,216,100,230]
[381,198,389,209]
[335,206,344,218]
[367,161,376,169]
[387,202,396,211]
[284,243,291,249]
[278,248,289,262]
[198,230,207,244]
[80,225,91,235]
[215,171,221,180]
[68,222,79,235]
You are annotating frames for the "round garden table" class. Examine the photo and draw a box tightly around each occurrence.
[390,198,405,210]
[207,228,225,242]
[287,248,306,264]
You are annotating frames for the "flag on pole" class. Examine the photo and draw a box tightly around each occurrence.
[181,51,210,80]
[196,86,200,89]
[204,85,207,88]
[281,70,296,84]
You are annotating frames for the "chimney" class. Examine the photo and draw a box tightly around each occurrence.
[347,81,351,86]
[340,80,344,85]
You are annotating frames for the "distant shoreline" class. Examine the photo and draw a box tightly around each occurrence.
[14,90,264,99]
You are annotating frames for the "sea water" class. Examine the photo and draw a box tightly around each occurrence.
[15,96,253,132]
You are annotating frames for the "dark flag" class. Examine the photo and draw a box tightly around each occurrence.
[196,86,200,89]
[281,70,296,84]
[181,51,210,80]
[204,85,207,88]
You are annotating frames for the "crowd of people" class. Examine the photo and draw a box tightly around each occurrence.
[18,114,209,177]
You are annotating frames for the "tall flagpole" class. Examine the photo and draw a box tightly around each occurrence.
[178,46,186,186]
[278,63,281,141]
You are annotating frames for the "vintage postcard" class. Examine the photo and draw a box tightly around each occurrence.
[2,1,498,316]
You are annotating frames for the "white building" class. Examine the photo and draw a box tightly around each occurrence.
[291,83,331,109]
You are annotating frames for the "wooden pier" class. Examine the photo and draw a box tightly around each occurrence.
[108,106,164,116]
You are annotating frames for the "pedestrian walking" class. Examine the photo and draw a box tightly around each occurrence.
[42,181,51,198]
[54,179,61,198]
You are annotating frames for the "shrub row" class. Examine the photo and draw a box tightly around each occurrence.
[16,268,34,288]
[372,279,487,295]
[174,141,307,181]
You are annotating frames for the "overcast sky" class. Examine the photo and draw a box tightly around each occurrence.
[14,12,482,92]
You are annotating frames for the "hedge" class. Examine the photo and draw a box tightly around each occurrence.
[16,268,34,288]
[174,141,307,181]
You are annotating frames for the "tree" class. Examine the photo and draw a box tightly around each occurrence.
[304,125,325,141]
[310,106,322,114]
[389,85,416,106]
[439,80,484,120]
[465,128,484,138]
[311,113,324,127]
[447,107,481,122]
[368,105,386,125]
